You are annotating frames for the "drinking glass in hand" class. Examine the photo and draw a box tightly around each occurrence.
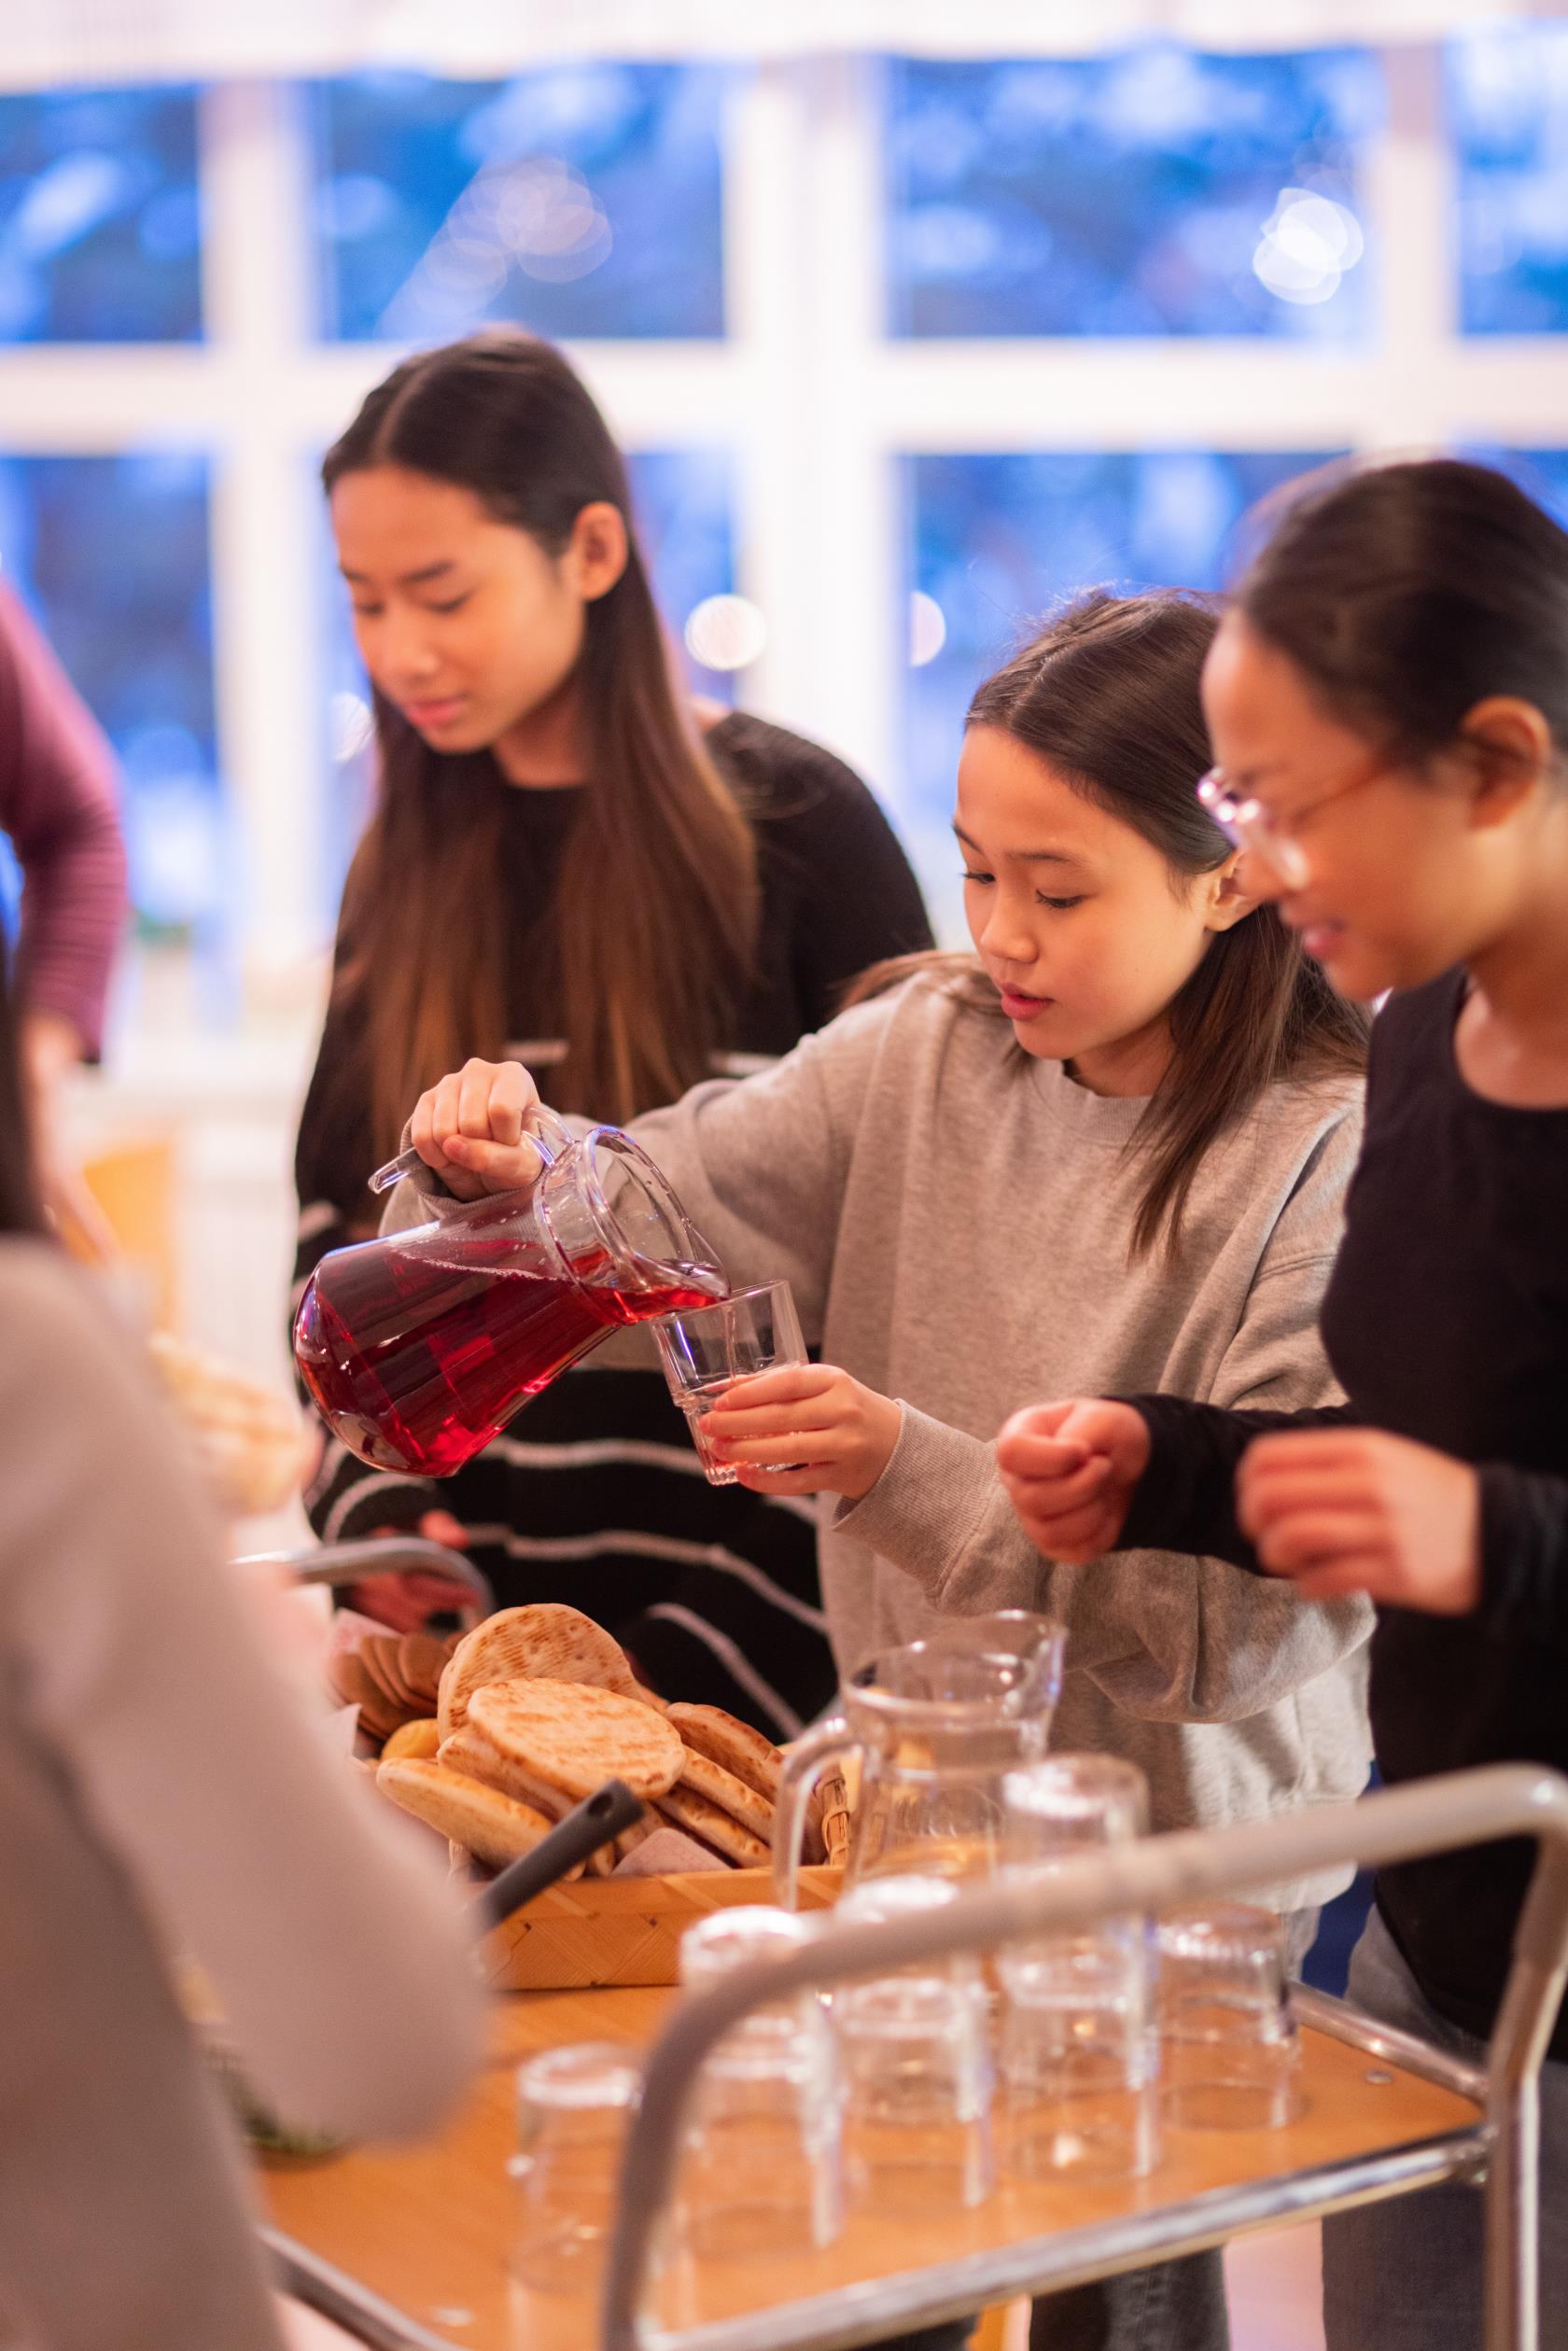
[1156,1903,1300,2130]
[675,1906,842,2261]
[997,1754,1157,2181]
[652,1280,807,1486]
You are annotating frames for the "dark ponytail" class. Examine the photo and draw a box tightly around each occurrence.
[850,591,1367,1259]
[1234,455,1568,764]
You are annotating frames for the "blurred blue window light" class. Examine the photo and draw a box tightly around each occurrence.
[0,86,202,342]
[1450,24,1568,333]
[887,49,1380,340]
[317,444,736,921]
[1463,446,1568,527]
[902,450,1337,939]
[310,64,726,343]
[0,453,227,948]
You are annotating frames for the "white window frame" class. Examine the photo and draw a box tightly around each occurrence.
[3,47,1568,996]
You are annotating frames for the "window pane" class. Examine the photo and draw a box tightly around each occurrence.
[312,65,725,342]
[0,453,222,934]
[903,450,1336,937]
[318,446,735,917]
[0,87,202,342]
[888,51,1379,339]
[1451,26,1568,334]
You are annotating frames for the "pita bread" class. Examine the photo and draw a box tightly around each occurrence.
[437,1728,573,1821]
[399,1633,455,1706]
[676,1747,776,1844]
[655,1783,770,1868]
[667,1702,783,1802]
[382,1717,442,1763]
[469,1678,684,1802]
[376,1759,556,1871]
[329,1651,400,1743]
[437,1604,649,1737]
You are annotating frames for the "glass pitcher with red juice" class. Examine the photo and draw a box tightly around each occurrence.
[293,1111,726,1476]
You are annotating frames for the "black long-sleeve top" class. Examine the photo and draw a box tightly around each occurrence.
[294,709,932,1736]
[1121,968,1568,2056]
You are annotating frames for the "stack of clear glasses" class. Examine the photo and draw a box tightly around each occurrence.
[510,1738,1309,2294]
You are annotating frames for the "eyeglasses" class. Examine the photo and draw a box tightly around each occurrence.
[1196,755,1384,889]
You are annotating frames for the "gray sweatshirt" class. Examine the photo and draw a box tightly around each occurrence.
[388,977,1372,1907]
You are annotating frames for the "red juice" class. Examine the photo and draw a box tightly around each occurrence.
[295,1222,723,1477]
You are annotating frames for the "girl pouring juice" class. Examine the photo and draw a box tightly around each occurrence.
[385,588,1373,2351]
[996,460,1568,2351]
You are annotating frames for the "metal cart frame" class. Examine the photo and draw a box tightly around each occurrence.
[259,1570,1568,2351]
[236,1534,496,1621]
[595,1763,1568,2351]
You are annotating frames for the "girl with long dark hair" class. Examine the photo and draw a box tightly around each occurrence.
[296,329,931,1736]
[1000,458,1568,2347]
[388,586,1372,2351]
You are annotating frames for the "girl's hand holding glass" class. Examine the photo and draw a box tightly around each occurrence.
[408,1057,551,1197]
[996,1398,1151,1563]
[702,1364,903,1501]
[1238,1427,1482,1614]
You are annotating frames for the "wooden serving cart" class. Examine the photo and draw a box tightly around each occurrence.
[259,1762,1568,2351]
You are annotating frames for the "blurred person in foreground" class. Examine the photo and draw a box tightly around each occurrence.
[0,581,128,1240]
[0,952,483,2351]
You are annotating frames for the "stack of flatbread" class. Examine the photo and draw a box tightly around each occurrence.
[374,1603,823,1881]
[326,1630,457,1753]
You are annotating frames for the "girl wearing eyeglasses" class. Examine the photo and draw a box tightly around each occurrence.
[998,457,1568,2350]
[384,588,1372,2351]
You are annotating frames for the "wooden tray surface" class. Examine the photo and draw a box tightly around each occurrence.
[260,1987,1483,2350]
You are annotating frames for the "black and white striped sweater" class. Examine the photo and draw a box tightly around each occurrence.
[292,708,932,1736]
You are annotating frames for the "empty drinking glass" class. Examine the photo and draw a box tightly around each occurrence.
[675,1907,842,2260]
[996,1755,1157,2181]
[836,1970,994,2216]
[510,2043,643,2297]
[832,1879,994,2215]
[1156,1903,1301,2131]
[652,1280,807,1485]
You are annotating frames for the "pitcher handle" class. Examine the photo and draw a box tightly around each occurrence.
[367,1102,575,1197]
[774,1714,857,1910]
[523,1105,574,1168]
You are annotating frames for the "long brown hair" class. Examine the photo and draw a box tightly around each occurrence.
[322,331,757,1149]
[853,592,1367,1258]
